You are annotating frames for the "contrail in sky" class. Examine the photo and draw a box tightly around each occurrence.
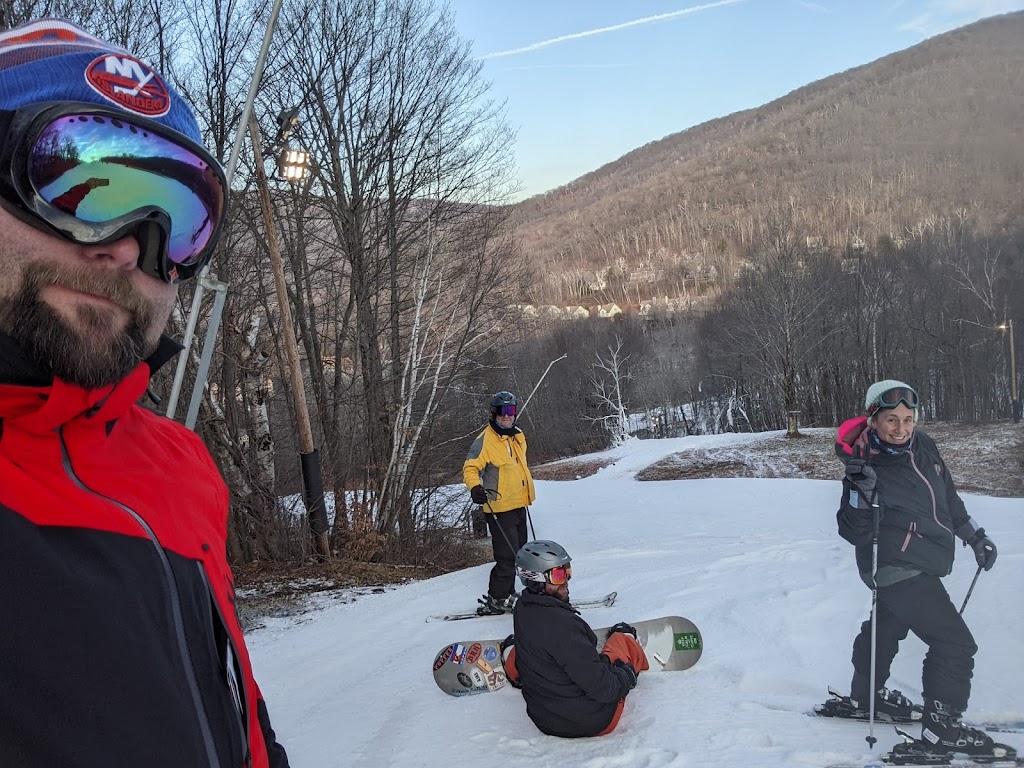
[479,0,746,60]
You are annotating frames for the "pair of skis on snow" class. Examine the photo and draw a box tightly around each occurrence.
[816,687,1022,767]
[424,591,618,623]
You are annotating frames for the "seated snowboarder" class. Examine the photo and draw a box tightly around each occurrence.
[503,540,649,737]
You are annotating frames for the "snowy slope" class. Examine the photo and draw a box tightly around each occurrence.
[246,431,1024,768]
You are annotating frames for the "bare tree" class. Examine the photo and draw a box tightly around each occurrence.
[588,336,632,444]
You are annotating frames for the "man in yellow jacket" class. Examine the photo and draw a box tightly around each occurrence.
[464,391,537,615]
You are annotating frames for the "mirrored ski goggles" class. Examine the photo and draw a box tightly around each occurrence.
[867,386,919,417]
[0,102,227,283]
[495,404,517,417]
[546,564,572,585]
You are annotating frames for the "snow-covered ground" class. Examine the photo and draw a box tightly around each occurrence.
[247,431,1024,768]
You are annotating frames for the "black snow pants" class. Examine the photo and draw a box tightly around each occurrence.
[486,507,528,600]
[850,573,977,712]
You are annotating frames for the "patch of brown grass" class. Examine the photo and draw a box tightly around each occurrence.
[531,457,617,480]
[633,423,1023,497]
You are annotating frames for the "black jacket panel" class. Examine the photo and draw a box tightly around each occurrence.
[0,515,245,767]
[512,591,632,738]
[836,422,969,579]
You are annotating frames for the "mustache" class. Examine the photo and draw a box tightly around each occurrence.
[25,261,148,316]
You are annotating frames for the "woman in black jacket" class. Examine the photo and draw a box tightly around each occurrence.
[835,380,999,757]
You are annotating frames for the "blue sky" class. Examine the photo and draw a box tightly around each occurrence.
[446,0,1024,200]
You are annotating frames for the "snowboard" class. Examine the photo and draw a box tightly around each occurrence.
[432,614,702,697]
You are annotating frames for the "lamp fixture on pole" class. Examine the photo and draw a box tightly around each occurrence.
[278,148,310,181]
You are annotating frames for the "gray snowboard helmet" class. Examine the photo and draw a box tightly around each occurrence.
[516,540,571,587]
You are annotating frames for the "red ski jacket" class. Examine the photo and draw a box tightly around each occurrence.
[0,335,288,768]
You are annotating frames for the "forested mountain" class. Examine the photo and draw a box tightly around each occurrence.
[510,11,1024,309]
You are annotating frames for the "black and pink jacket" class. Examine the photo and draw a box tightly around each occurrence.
[835,416,973,583]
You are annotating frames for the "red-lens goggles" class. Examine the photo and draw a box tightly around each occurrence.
[496,404,517,417]
[0,102,226,283]
[547,564,572,585]
[867,386,919,417]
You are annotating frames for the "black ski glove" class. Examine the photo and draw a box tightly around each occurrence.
[607,621,638,640]
[967,528,997,571]
[612,659,637,689]
[845,457,877,509]
[470,485,488,505]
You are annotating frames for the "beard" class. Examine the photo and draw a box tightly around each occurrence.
[0,261,158,388]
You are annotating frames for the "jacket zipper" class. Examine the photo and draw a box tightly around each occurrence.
[58,426,223,768]
[901,521,918,552]
[908,449,953,540]
[196,562,252,767]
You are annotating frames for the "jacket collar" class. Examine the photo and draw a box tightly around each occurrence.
[0,333,181,429]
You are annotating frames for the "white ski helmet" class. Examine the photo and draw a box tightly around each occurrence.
[516,540,571,586]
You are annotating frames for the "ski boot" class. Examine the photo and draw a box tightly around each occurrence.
[919,699,1012,757]
[870,687,924,723]
[476,593,516,616]
[884,700,1019,765]
[815,686,922,724]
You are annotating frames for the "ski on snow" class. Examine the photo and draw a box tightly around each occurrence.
[425,591,617,622]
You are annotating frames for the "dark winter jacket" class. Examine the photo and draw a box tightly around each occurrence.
[835,416,973,585]
[0,334,288,768]
[512,590,634,737]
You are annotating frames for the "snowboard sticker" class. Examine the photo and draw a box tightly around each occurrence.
[432,615,702,697]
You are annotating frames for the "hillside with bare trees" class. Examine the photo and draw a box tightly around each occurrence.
[511,11,1024,310]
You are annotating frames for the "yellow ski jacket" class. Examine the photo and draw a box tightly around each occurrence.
[463,424,536,513]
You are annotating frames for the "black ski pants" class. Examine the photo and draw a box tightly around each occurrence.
[850,573,977,712]
[486,507,528,600]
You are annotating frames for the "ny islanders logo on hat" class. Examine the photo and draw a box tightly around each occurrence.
[85,53,170,117]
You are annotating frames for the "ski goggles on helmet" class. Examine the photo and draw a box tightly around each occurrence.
[0,102,227,283]
[546,564,572,585]
[867,386,919,418]
[495,404,517,417]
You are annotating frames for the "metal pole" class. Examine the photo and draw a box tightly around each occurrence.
[184,275,229,429]
[1008,319,1019,423]
[959,565,983,615]
[866,483,880,750]
[518,353,567,417]
[249,115,330,561]
[165,284,204,419]
[166,0,286,423]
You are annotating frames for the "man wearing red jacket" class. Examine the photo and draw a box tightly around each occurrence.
[0,19,288,767]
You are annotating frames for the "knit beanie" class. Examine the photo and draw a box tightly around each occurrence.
[0,18,201,144]
[864,379,918,422]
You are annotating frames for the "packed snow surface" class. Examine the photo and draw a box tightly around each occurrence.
[247,431,1024,767]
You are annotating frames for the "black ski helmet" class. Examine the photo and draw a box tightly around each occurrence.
[489,390,517,419]
[516,540,571,587]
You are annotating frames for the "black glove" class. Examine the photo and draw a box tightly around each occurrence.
[968,529,997,571]
[845,458,877,508]
[612,659,637,689]
[470,485,488,505]
[607,621,638,640]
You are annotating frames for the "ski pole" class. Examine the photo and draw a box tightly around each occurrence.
[484,498,519,553]
[959,565,983,615]
[526,506,537,540]
[866,482,881,750]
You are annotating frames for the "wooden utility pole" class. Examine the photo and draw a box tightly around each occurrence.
[249,114,331,560]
